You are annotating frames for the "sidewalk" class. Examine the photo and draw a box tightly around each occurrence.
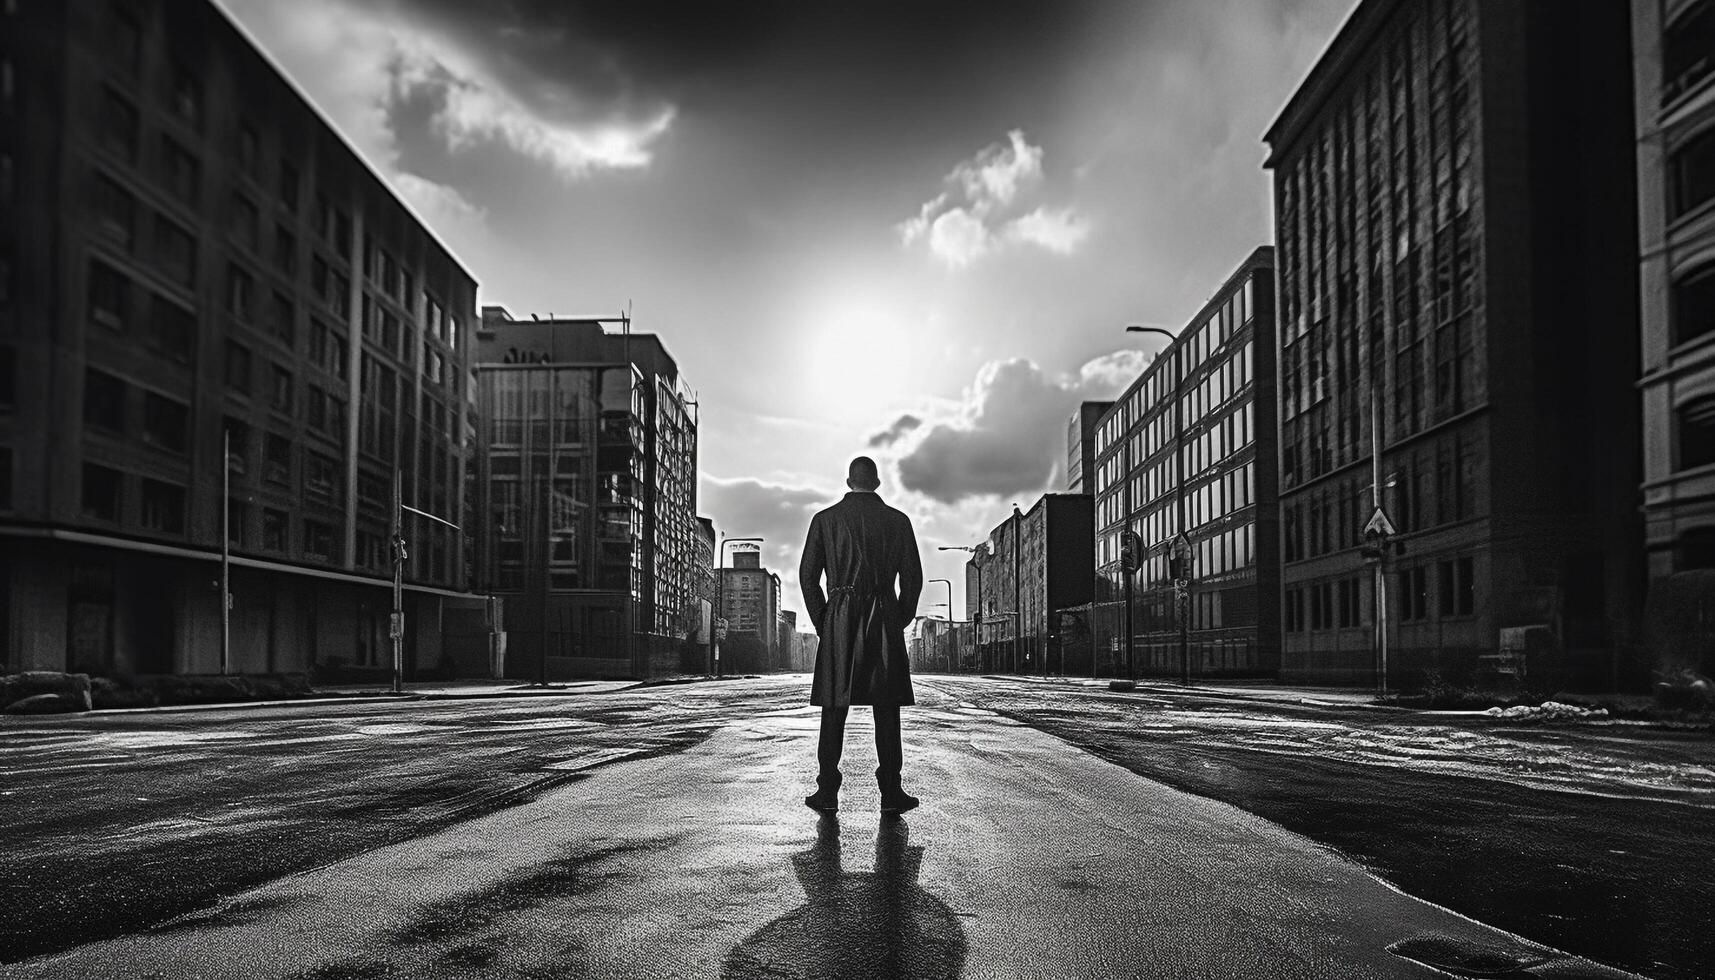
[983,671,1395,710]
[4,698,1641,979]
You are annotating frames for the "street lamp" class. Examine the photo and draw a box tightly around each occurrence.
[928,578,953,674]
[1126,324,1191,685]
[716,535,763,678]
[939,544,986,672]
[390,469,462,693]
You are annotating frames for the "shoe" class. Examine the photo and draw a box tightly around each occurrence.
[879,790,919,815]
[804,790,839,813]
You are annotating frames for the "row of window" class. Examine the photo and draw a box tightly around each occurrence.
[1284,557,1476,632]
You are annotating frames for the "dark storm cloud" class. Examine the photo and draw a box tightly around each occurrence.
[868,415,923,449]
[380,0,1099,113]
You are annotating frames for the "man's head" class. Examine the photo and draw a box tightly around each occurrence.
[846,456,881,492]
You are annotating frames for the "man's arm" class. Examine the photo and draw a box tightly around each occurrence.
[894,514,923,626]
[800,514,828,633]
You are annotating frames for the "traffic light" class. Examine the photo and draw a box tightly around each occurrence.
[1360,529,1385,563]
[391,534,409,565]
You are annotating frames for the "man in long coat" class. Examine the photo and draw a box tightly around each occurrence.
[799,456,924,815]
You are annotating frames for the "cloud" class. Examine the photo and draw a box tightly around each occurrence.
[1005,206,1091,254]
[219,0,676,210]
[896,129,1089,267]
[868,414,923,448]
[700,477,840,618]
[891,349,1152,505]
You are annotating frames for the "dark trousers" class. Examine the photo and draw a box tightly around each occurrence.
[816,705,903,791]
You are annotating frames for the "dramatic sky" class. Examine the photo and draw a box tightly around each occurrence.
[221,0,1356,624]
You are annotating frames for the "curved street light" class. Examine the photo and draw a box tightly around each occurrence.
[1124,324,1191,686]
[716,534,764,678]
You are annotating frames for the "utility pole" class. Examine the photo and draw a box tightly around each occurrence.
[220,427,230,676]
[390,468,404,694]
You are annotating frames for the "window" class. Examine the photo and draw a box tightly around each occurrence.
[168,64,202,129]
[141,392,188,452]
[263,433,290,485]
[1674,265,1715,347]
[93,172,136,250]
[227,500,247,548]
[223,416,250,474]
[0,346,12,409]
[139,479,185,534]
[269,364,293,414]
[81,464,122,521]
[304,452,339,503]
[100,88,139,161]
[263,507,288,551]
[160,137,199,205]
[273,225,297,276]
[1671,126,1715,220]
[304,519,334,561]
[224,339,251,393]
[154,216,197,285]
[0,447,11,511]
[1398,566,1429,621]
[1679,394,1715,471]
[88,259,129,330]
[277,160,299,212]
[229,193,259,251]
[1439,557,1475,617]
[268,291,295,347]
[147,296,195,363]
[103,4,142,76]
[1665,1,1715,105]
[226,264,253,319]
[1338,577,1361,628]
[237,124,259,176]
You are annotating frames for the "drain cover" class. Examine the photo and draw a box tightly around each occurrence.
[1388,933,1554,976]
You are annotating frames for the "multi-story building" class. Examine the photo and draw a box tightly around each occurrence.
[718,548,778,673]
[1265,0,1641,686]
[779,609,797,670]
[1065,401,1111,493]
[1092,249,1279,679]
[1635,4,1715,591]
[692,515,716,669]
[470,309,700,679]
[968,494,1094,674]
[0,0,477,678]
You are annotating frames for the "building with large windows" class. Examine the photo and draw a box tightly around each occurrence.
[719,547,779,673]
[1091,249,1279,679]
[1636,2,1715,579]
[1265,0,1641,686]
[470,309,700,680]
[0,0,477,678]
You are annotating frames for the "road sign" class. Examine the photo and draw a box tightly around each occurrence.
[1363,507,1396,538]
[1119,530,1143,573]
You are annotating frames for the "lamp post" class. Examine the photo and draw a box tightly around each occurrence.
[1126,324,1191,685]
[1010,503,1023,675]
[928,578,953,674]
[716,535,763,678]
[938,544,985,673]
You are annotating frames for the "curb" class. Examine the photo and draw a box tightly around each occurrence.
[66,681,648,717]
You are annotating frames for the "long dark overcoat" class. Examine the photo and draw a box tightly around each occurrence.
[799,491,923,707]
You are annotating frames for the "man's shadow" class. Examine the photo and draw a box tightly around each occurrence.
[722,816,968,979]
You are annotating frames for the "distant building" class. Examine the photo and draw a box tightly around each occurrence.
[0,0,476,678]
[1066,401,1111,493]
[779,609,797,670]
[692,516,715,671]
[719,547,778,673]
[1093,249,1278,678]
[971,494,1094,674]
[470,309,700,679]
[1264,0,1641,686]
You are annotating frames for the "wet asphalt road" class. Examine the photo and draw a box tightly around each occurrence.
[0,675,1709,977]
